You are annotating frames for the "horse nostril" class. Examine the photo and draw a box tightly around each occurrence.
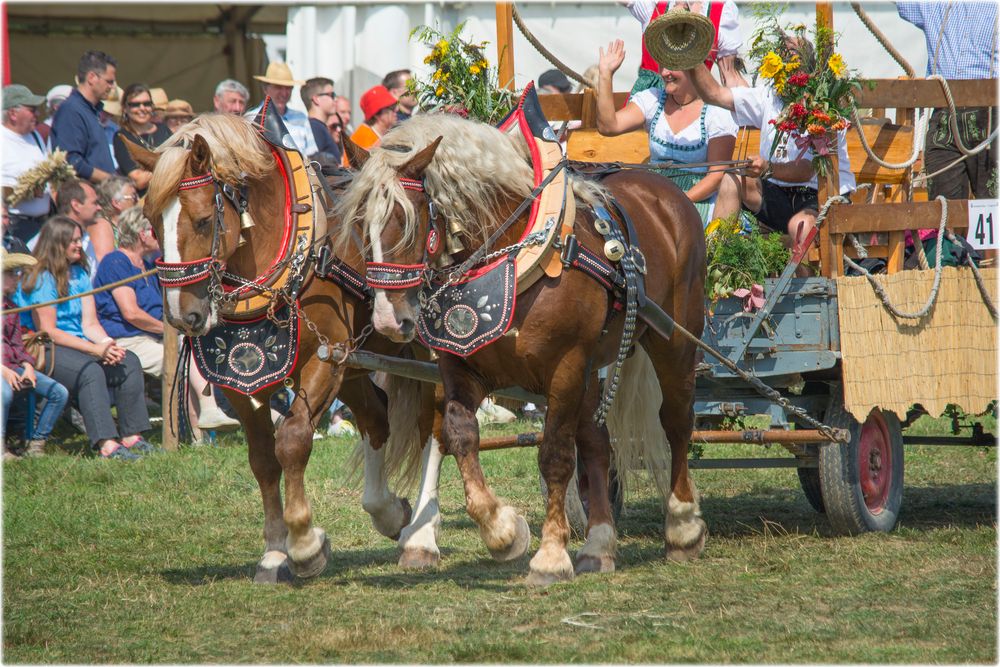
[399,318,415,338]
[184,311,205,330]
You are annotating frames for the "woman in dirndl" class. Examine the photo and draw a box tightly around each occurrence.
[595,38,737,225]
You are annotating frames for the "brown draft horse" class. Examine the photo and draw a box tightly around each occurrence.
[125,113,434,582]
[339,112,708,584]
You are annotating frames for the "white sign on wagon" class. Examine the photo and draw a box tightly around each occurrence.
[967,199,999,250]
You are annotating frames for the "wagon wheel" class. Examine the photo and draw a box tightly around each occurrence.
[796,463,825,513]
[818,395,904,535]
[539,459,623,538]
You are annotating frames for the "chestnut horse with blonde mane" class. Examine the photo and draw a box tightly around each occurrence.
[125,112,436,582]
[339,112,708,585]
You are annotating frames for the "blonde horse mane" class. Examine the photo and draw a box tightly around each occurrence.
[145,113,275,216]
[335,112,611,255]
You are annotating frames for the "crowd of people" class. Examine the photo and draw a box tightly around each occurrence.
[2,1,995,460]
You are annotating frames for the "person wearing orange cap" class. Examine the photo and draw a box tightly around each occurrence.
[349,85,398,153]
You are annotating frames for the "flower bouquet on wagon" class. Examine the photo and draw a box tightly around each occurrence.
[409,22,517,125]
[748,4,866,177]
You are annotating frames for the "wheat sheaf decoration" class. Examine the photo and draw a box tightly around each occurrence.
[6,150,77,206]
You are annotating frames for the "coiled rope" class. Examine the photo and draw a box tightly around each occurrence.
[511,4,590,88]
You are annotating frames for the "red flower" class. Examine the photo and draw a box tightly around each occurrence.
[789,102,807,118]
[788,72,810,87]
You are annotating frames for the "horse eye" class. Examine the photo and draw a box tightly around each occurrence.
[195,217,212,231]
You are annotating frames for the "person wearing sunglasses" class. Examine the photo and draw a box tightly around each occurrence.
[1,249,70,460]
[112,83,171,195]
[302,77,343,168]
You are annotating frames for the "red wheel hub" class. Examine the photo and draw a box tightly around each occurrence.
[858,410,892,513]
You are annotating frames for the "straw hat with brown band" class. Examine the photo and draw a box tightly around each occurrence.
[643,8,716,71]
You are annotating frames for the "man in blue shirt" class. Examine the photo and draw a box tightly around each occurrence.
[897,2,999,199]
[51,51,118,184]
[302,76,342,166]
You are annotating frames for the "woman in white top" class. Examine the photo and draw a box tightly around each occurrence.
[596,38,737,225]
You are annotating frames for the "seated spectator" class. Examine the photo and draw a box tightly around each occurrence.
[14,216,151,460]
[56,178,114,277]
[3,205,31,254]
[301,77,343,167]
[36,84,73,144]
[350,85,398,152]
[382,69,416,122]
[51,50,118,184]
[112,84,172,195]
[537,69,572,95]
[163,100,194,134]
[2,84,52,246]
[2,248,70,460]
[93,208,238,431]
[597,40,737,225]
[96,176,138,243]
[246,63,318,157]
[149,88,169,126]
[685,38,855,257]
[213,79,249,115]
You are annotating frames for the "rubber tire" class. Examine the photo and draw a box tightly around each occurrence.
[796,465,826,513]
[818,397,904,535]
[538,460,623,538]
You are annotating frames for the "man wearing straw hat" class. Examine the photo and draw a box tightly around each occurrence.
[246,62,319,157]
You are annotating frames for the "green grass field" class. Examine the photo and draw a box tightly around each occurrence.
[3,416,996,663]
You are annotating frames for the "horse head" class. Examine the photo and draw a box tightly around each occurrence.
[128,116,273,337]
[357,137,445,343]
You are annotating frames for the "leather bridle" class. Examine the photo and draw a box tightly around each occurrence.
[364,177,442,291]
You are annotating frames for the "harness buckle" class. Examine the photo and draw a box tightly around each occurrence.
[560,233,579,268]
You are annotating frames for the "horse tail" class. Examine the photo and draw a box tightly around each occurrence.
[345,372,425,495]
[379,370,426,493]
[605,346,672,502]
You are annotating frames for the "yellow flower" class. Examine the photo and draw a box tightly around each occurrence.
[436,39,449,55]
[828,53,846,78]
[423,54,434,65]
[435,85,445,97]
[758,51,784,79]
[784,56,800,72]
[433,70,442,81]
[478,60,489,69]
[469,64,481,75]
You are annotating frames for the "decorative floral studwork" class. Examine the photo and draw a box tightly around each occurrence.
[747,4,866,177]
[409,22,517,125]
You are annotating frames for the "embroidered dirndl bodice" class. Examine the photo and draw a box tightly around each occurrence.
[648,91,710,171]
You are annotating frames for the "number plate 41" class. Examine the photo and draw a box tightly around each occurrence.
[967,199,999,250]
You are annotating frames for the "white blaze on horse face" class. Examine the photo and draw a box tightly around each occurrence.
[162,197,182,319]
[370,233,403,336]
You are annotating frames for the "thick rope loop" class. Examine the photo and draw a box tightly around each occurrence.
[511,5,590,88]
[850,2,915,77]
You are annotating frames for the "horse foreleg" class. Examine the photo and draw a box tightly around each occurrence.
[440,371,529,562]
[340,376,413,541]
[275,365,342,578]
[573,374,617,575]
[224,389,291,583]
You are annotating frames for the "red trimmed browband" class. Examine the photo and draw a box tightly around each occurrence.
[399,178,424,192]
[178,173,214,190]
[365,262,425,290]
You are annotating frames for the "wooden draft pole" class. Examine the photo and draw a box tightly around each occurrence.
[495,3,516,90]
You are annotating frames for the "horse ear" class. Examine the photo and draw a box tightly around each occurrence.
[122,136,159,172]
[189,134,213,175]
[342,133,369,170]
[399,136,443,181]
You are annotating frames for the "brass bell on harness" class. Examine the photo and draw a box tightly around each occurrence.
[240,210,256,230]
[604,239,626,262]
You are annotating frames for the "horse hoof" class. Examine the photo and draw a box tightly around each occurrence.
[574,554,615,575]
[665,524,707,563]
[388,498,413,541]
[398,547,440,570]
[254,552,294,584]
[289,533,332,579]
[525,568,574,587]
[487,514,531,562]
